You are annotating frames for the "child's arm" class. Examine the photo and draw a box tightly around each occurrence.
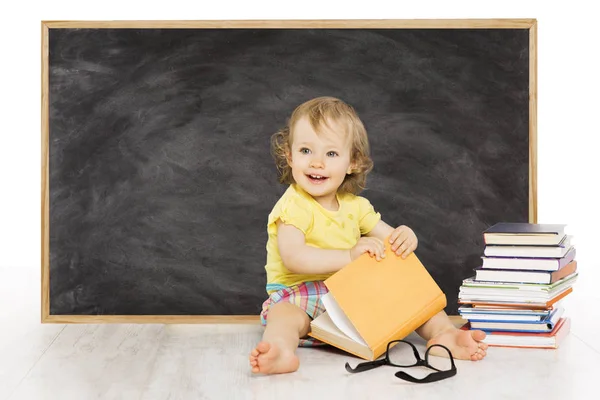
[276,221,385,275]
[366,220,419,259]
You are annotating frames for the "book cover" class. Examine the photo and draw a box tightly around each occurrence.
[308,242,447,361]
[458,287,573,309]
[481,247,576,271]
[474,262,578,284]
[459,285,574,304]
[458,306,552,321]
[467,305,563,325]
[459,305,555,315]
[461,273,578,291]
[468,318,571,349]
[483,236,572,258]
[468,306,564,332]
[484,223,566,235]
[483,223,567,246]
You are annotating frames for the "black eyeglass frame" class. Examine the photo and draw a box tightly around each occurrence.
[344,339,457,383]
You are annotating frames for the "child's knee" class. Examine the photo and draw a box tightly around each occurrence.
[267,302,310,329]
[269,302,309,319]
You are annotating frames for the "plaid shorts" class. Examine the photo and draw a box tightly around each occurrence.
[260,281,329,347]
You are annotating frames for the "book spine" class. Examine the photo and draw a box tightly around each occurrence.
[307,331,374,361]
[372,293,447,356]
[549,261,577,283]
[558,248,576,268]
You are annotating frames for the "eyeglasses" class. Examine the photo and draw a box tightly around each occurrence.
[345,340,457,383]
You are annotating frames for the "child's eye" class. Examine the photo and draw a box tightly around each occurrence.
[327,151,338,157]
[300,148,311,155]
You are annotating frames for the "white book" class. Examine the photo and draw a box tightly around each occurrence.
[459,280,575,298]
[461,273,578,291]
[481,247,576,271]
[481,318,571,348]
[461,313,544,321]
[483,223,566,245]
[459,305,556,316]
[474,266,578,285]
[458,286,572,303]
[484,236,572,258]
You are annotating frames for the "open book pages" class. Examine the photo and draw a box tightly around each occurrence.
[310,293,374,360]
[320,293,367,346]
[310,312,375,360]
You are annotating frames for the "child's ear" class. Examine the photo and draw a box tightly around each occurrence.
[347,162,357,175]
[285,149,292,166]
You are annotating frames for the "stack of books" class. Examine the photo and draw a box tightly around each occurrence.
[458,222,577,349]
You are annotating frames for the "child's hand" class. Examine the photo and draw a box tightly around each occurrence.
[389,225,418,259]
[350,237,385,261]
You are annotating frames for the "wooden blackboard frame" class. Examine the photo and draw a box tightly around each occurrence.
[41,19,537,323]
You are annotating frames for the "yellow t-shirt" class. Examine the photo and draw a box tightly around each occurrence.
[264,184,381,294]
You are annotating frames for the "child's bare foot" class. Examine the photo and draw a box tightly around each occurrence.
[249,341,300,374]
[427,328,488,361]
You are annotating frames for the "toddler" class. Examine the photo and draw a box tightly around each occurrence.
[249,97,487,374]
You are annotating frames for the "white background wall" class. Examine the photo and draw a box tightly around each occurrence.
[1,1,598,320]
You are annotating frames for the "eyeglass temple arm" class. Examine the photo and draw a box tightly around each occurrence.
[395,367,457,383]
[345,358,387,373]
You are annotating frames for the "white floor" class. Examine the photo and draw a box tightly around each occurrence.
[2,266,600,400]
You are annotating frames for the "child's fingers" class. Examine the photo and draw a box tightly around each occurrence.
[366,247,376,258]
[388,226,404,245]
[374,244,382,261]
[401,241,417,259]
[393,237,408,255]
[363,238,382,259]
[373,238,385,258]
[367,243,383,261]
[391,231,408,251]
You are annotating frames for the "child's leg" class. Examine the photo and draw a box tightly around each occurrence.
[249,302,310,374]
[415,310,488,361]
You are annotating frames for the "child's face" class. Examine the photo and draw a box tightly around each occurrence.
[287,116,354,204]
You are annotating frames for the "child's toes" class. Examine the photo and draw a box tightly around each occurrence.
[472,347,486,361]
[256,341,270,354]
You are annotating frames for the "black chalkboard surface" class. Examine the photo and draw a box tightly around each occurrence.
[42,21,535,320]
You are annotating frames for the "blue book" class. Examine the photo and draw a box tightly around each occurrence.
[468,306,564,332]
[459,306,552,322]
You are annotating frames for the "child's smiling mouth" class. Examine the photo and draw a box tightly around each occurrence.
[306,174,329,184]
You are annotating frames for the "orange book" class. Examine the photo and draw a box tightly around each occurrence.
[308,241,447,361]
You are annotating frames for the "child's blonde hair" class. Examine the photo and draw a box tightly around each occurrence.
[271,96,373,195]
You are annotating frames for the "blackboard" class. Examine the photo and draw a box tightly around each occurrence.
[41,20,536,322]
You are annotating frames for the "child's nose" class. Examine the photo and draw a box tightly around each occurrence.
[309,157,324,168]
